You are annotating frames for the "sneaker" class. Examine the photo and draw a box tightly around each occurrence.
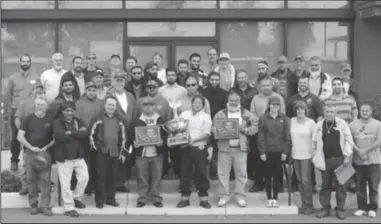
[354,209,367,217]
[176,200,190,208]
[368,210,376,218]
[199,201,211,209]
[316,209,331,218]
[74,200,86,209]
[249,185,264,192]
[153,202,163,208]
[136,202,146,208]
[217,197,229,207]
[30,206,39,215]
[40,207,53,216]
[266,199,273,208]
[19,187,28,196]
[65,210,80,218]
[336,210,346,220]
[304,207,315,215]
[272,200,279,208]
[236,197,247,208]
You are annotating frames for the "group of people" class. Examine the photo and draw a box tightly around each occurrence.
[5,49,380,220]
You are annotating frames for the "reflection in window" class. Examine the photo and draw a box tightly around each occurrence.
[219,0,284,8]
[1,0,55,9]
[129,46,168,70]
[125,0,216,8]
[219,22,283,81]
[59,22,123,70]
[127,22,216,37]
[286,22,349,76]
[58,0,122,9]
[287,1,348,9]
[176,46,214,73]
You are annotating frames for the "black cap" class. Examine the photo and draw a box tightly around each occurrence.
[294,55,304,61]
[111,52,121,59]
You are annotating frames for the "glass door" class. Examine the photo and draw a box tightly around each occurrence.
[128,42,171,70]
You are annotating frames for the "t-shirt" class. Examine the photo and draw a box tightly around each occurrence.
[20,114,53,154]
[350,118,381,165]
[290,117,316,160]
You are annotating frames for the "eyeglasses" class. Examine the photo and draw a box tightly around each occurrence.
[186,83,197,87]
[132,72,142,75]
[146,85,157,90]
[271,103,280,106]
[87,57,96,60]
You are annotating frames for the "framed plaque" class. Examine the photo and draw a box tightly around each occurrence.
[135,126,161,147]
[214,118,240,140]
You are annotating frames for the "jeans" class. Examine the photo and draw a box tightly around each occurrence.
[265,152,282,200]
[10,108,21,163]
[94,151,119,203]
[293,159,313,208]
[136,155,163,203]
[25,153,51,208]
[319,157,346,211]
[355,164,381,211]
[218,149,248,197]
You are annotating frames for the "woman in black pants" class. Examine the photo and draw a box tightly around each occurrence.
[257,96,291,207]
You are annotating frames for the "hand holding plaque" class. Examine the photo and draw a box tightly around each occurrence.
[214,118,240,140]
[134,126,161,147]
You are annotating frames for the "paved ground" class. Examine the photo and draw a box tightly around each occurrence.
[2,209,381,223]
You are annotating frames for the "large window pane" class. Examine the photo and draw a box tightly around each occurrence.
[58,0,122,9]
[287,22,349,77]
[288,1,349,9]
[1,0,54,9]
[59,22,123,70]
[129,45,169,69]
[219,22,284,81]
[125,0,216,8]
[1,22,55,148]
[127,22,216,37]
[219,0,284,8]
[176,45,215,73]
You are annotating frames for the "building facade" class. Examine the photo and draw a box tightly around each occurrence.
[1,0,381,148]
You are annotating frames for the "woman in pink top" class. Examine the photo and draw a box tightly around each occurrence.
[290,101,316,215]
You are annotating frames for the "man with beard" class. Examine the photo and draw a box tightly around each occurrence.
[270,56,298,100]
[256,61,279,93]
[201,72,228,179]
[143,61,164,87]
[340,62,358,101]
[83,52,102,83]
[6,54,40,171]
[40,53,67,104]
[286,74,324,192]
[47,76,77,120]
[104,53,126,88]
[351,103,381,218]
[159,68,187,105]
[249,76,285,192]
[205,48,218,74]
[125,56,138,83]
[213,53,236,91]
[307,56,332,100]
[293,55,310,78]
[176,59,190,87]
[125,65,147,99]
[189,53,208,88]
[60,56,86,101]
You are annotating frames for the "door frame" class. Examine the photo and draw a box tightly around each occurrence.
[125,40,217,69]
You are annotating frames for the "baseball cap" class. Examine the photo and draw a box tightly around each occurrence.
[111,52,121,59]
[277,55,288,63]
[85,81,97,89]
[87,52,96,58]
[142,97,156,105]
[341,62,351,71]
[94,69,104,77]
[114,72,125,80]
[294,55,304,61]
[268,95,281,105]
[219,52,231,60]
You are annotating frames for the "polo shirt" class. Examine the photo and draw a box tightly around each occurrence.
[7,70,39,108]
[286,92,324,122]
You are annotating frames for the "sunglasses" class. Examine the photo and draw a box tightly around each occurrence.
[186,83,197,87]
[146,85,157,90]
[87,57,96,60]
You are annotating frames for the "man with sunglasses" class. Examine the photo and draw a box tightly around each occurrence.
[83,52,102,83]
[125,65,147,99]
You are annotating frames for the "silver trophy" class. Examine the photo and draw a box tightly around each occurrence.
[163,100,189,147]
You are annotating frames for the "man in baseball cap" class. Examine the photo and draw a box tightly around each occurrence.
[214,52,236,91]
[271,55,298,99]
[340,62,357,100]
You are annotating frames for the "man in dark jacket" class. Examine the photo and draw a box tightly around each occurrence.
[201,71,228,179]
[125,65,147,99]
[176,59,190,87]
[340,62,358,102]
[131,97,167,208]
[83,52,102,83]
[52,101,89,218]
[89,95,130,209]
[48,76,78,120]
[271,56,298,100]
[60,56,85,100]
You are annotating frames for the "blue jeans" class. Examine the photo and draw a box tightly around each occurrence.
[293,159,313,208]
[355,164,381,211]
[136,155,163,203]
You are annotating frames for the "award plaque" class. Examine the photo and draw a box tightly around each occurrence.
[214,118,240,140]
[135,126,161,147]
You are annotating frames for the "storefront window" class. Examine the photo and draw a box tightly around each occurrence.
[219,22,284,81]
[58,22,123,70]
[287,1,349,9]
[125,0,216,8]
[286,22,349,76]
[127,22,216,37]
[1,0,55,9]
[219,0,284,8]
[58,0,122,9]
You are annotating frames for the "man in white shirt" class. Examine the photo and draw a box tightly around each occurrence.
[307,56,332,101]
[40,53,67,103]
[158,68,187,105]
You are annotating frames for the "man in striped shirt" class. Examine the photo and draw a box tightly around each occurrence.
[324,77,358,124]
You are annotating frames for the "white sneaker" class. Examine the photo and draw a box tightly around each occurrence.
[272,200,279,208]
[217,197,229,207]
[266,199,273,207]
[368,210,376,218]
[236,197,247,207]
[354,209,367,217]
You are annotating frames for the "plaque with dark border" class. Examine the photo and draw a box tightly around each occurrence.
[167,133,189,147]
[214,118,240,140]
[135,126,161,147]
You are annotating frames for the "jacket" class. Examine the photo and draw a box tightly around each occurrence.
[312,117,354,171]
[106,87,136,128]
[232,84,259,110]
[130,114,167,157]
[47,94,77,120]
[83,66,102,83]
[52,116,88,163]
[271,68,299,99]
[124,81,147,99]
[75,95,103,126]
[201,86,228,119]
[59,71,82,101]
[213,108,258,152]
[89,112,129,158]
[307,72,332,100]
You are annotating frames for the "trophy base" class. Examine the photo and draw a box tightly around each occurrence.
[167,134,189,147]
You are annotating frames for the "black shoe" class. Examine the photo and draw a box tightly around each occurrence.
[65,210,80,218]
[116,186,128,193]
[200,201,211,209]
[249,185,264,192]
[106,199,119,207]
[19,187,28,196]
[39,207,53,216]
[153,202,163,208]
[336,210,346,220]
[10,161,18,171]
[74,200,86,209]
[30,206,39,215]
[136,202,146,208]
[316,209,331,218]
[96,202,104,209]
[304,207,315,215]
[176,200,190,208]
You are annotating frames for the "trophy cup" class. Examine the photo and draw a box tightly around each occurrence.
[163,101,189,147]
